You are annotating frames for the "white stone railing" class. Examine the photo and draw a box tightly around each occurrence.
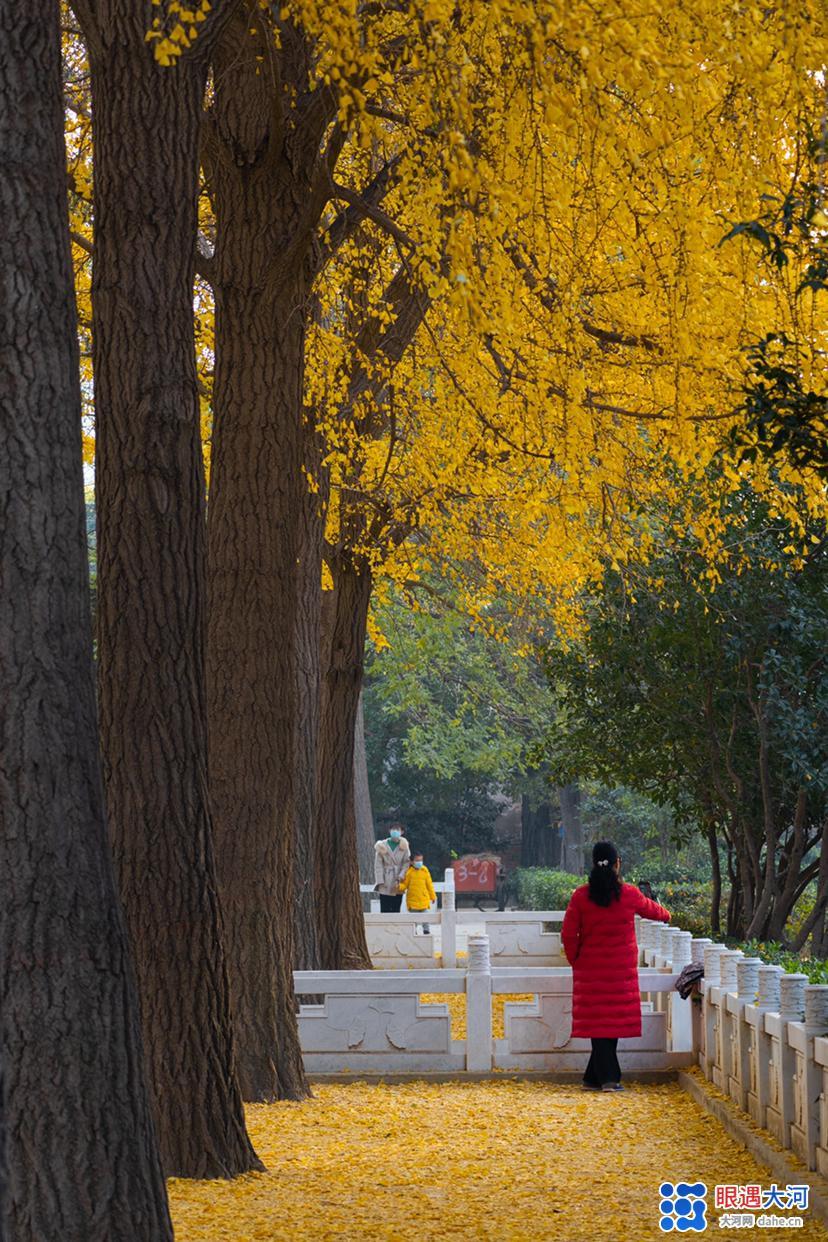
[294,931,687,1075]
[364,905,567,970]
[636,914,828,1175]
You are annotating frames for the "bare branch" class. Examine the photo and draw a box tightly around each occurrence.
[70,230,93,256]
[329,176,415,250]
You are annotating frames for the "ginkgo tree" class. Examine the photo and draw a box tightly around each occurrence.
[64,0,828,1106]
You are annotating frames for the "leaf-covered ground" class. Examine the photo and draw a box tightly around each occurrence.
[421,991,534,1039]
[168,1078,828,1240]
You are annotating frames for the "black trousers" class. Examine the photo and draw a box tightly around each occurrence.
[583,1037,621,1086]
[379,894,403,913]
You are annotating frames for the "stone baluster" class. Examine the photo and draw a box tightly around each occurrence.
[728,958,762,1109]
[719,950,744,992]
[672,931,693,971]
[790,986,828,1169]
[747,964,785,1129]
[702,944,727,1081]
[668,931,694,1054]
[805,986,828,1033]
[691,938,712,967]
[441,887,457,969]
[703,944,726,986]
[780,974,807,1021]
[466,935,493,1072]
[737,958,761,1001]
[757,965,784,1011]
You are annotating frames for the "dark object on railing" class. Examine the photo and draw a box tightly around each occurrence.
[639,879,658,903]
[674,962,704,999]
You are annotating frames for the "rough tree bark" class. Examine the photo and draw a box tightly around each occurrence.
[354,690,377,883]
[293,412,328,971]
[75,0,260,1175]
[559,783,584,875]
[706,822,722,937]
[520,797,559,868]
[0,2,172,1233]
[203,6,327,1099]
[314,560,374,968]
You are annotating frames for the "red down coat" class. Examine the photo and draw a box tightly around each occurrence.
[561,882,671,1038]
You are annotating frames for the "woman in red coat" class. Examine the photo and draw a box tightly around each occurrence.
[561,840,671,1091]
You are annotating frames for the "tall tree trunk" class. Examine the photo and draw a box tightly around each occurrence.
[204,7,316,1100]
[293,416,328,971]
[559,783,584,874]
[767,789,809,941]
[80,1,260,1175]
[354,690,376,883]
[707,822,721,936]
[314,561,373,969]
[0,3,171,1233]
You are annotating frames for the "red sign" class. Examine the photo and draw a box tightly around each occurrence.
[453,856,498,893]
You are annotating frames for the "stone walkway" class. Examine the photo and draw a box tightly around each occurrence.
[168,1078,828,1240]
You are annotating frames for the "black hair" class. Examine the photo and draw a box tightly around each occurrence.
[587,841,622,907]
[412,850,423,859]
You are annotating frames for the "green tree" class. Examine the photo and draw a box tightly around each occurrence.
[540,483,828,945]
[363,587,555,865]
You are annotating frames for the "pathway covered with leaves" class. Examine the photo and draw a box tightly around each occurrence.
[169,1076,828,1240]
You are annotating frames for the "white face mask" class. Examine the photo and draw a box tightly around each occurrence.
[389,831,401,843]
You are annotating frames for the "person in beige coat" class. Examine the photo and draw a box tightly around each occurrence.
[373,823,410,912]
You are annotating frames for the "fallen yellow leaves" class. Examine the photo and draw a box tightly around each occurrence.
[168,1080,828,1241]
[420,991,534,1039]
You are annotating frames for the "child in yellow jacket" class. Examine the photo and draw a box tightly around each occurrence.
[399,853,436,932]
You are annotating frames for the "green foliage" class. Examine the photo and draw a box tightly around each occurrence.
[514,867,715,935]
[371,770,506,867]
[513,868,585,911]
[536,480,828,940]
[647,880,716,939]
[364,583,557,865]
[736,940,828,984]
[366,587,553,788]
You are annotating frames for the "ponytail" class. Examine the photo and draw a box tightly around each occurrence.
[588,840,622,907]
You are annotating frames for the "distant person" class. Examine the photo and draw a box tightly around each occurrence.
[399,851,437,932]
[561,840,671,1092]
[374,823,410,913]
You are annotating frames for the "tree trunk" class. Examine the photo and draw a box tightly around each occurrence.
[314,562,373,969]
[82,2,260,1175]
[707,822,721,936]
[767,789,809,941]
[354,690,376,882]
[0,3,171,1233]
[293,413,328,971]
[204,8,315,1100]
[559,783,584,875]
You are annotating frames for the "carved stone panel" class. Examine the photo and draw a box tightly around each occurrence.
[298,994,452,1054]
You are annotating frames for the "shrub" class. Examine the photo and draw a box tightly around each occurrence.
[514,868,585,910]
[732,939,828,983]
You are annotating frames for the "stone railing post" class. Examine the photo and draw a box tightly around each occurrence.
[441,887,457,969]
[728,958,761,1109]
[790,985,828,1169]
[668,931,694,1054]
[702,944,727,1081]
[716,950,743,1091]
[639,919,658,966]
[692,938,712,966]
[747,964,784,1128]
[466,935,493,1073]
[765,973,807,1149]
[689,938,712,1061]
